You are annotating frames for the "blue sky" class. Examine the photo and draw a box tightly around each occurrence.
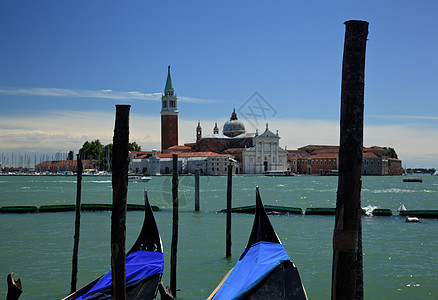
[1,1,437,168]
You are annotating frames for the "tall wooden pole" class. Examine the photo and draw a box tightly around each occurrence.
[111,104,131,300]
[195,169,200,211]
[170,154,179,297]
[70,154,83,294]
[226,163,232,258]
[331,20,368,300]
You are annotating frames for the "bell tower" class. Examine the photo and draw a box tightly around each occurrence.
[196,122,202,141]
[161,66,179,152]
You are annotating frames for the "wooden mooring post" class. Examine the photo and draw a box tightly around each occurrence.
[226,163,232,258]
[331,20,368,300]
[170,154,179,297]
[70,154,83,294]
[111,104,131,300]
[195,169,200,211]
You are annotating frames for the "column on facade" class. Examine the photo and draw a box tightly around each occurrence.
[261,141,264,173]
[255,142,258,174]
[270,142,273,170]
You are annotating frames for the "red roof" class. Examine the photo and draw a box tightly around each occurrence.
[167,145,191,150]
[158,151,233,158]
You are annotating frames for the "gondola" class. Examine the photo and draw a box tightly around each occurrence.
[63,189,163,300]
[208,187,307,300]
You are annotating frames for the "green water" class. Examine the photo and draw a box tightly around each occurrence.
[0,175,437,299]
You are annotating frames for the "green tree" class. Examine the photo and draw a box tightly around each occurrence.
[67,151,74,160]
[78,140,141,171]
[129,141,141,151]
[79,140,104,160]
[383,147,398,159]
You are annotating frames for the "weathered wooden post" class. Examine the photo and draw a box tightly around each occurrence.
[226,163,233,258]
[111,104,131,300]
[170,154,179,297]
[331,20,368,300]
[70,154,83,293]
[195,169,200,211]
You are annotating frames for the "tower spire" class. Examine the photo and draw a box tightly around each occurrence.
[165,65,174,92]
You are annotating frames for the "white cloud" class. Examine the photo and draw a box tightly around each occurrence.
[0,87,217,103]
[368,115,438,121]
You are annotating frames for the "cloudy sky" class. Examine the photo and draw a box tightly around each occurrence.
[1,1,437,168]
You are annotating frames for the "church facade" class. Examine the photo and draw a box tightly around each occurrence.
[242,124,288,174]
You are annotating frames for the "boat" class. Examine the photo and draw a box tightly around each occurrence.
[403,177,422,182]
[63,189,163,300]
[397,203,407,212]
[264,170,294,176]
[208,187,307,299]
[433,170,438,176]
[405,216,420,223]
[128,175,151,182]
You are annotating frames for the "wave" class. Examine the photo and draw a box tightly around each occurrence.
[363,188,417,194]
[362,205,379,216]
[90,180,112,184]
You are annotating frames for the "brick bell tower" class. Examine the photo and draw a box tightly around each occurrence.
[161,66,178,152]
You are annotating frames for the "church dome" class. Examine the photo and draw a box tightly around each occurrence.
[223,109,246,137]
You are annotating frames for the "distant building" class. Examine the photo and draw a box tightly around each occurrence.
[185,110,255,156]
[287,145,403,175]
[242,124,288,174]
[129,150,234,175]
[35,159,97,173]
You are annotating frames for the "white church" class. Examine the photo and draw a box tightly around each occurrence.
[242,123,288,175]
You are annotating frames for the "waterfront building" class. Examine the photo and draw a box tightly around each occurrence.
[287,145,403,175]
[35,159,97,174]
[242,124,288,174]
[185,110,289,174]
[129,151,234,175]
[185,110,255,156]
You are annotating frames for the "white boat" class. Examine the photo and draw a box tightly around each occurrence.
[128,176,151,182]
[397,203,407,212]
[433,170,438,176]
[405,216,420,223]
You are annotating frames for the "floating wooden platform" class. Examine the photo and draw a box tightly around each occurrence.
[0,204,159,213]
[367,208,393,216]
[0,206,39,213]
[39,205,75,212]
[305,207,336,215]
[305,208,393,216]
[399,210,438,219]
[220,205,303,215]
[402,177,423,183]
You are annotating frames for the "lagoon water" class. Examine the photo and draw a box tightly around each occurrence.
[0,175,437,299]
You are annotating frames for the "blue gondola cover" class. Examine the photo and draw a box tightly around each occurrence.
[75,250,164,299]
[213,241,290,299]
